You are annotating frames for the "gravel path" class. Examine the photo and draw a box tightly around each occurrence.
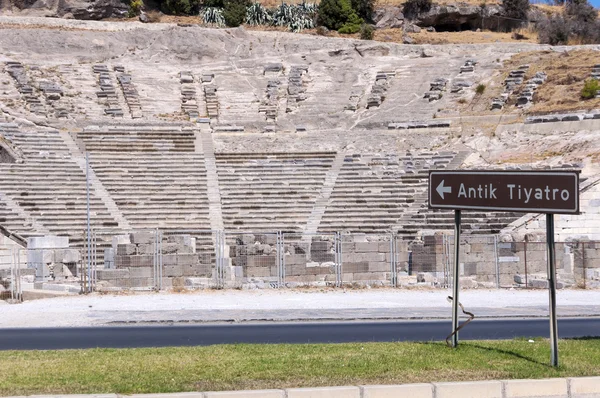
[2,289,600,328]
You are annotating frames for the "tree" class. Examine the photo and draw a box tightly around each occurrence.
[222,0,251,27]
[160,0,199,14]
[538,14,571,44]
[317,0,363,31]
[502,0,529,20]
[351,0,375,22]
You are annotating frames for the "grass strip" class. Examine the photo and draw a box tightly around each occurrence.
[2,338,600,395]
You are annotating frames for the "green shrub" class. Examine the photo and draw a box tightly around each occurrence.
[360,23,374,39]
[350,0,374,21]
[402,0,431,20]
[223,0,251,27]
[476,84,486,95]
[128,0,143,17]
[317,0,362,31]
[581,79,600,99]
[160,0,199,14]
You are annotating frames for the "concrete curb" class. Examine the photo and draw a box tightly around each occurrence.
[5,377,600,398]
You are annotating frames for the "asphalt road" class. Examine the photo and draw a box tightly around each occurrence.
[1,317,599,350]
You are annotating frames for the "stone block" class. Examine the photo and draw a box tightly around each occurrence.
[177,253,198,266]
[117,244,137,256]
[127,278,153,288]
[247,255,276,267]
[129,267,152,278]
[137,244,156,255]
[435,380,502,398]
[355,242,379,252]
[163,254,177,266]
[362,383,433,398]
[368,262,390,272]
[27,249,54,265]
[504,378,568,397]
[342,242,355,252]
[129,255,154,267]
[164,265,184,277]
[115,255,131,268]
[112,234,131,249]
[342,262,369,273]
[53,249,80,263]
[286,386,360,398]
[246,266,272,278]
[162,243,180,254]
[205,390,284,397]
[27,235,69,249]
[104,248,115,269]
[378,241,391,252]
[353,272,387,281]
[97,269,130,280]
[311,241,330,252]
[130,231,155,245]
[569,376,600,397]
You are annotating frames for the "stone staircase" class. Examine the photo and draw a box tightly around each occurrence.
[303,151,346,235]
[318,152,457,233]
[215,152,336,231]
[0,122,118,249]
[198,129,224,231]
[77,125,211,230]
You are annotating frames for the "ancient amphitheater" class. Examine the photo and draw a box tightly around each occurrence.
[0,17,599,296]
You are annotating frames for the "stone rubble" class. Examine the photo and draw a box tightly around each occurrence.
[93,64,124,117]
[180,71,199,119]
[5,62,47,116]
[116,67,143,118]
[491,64,529,110]
[367,70,395,108]
[459,59,477,73]
[286,65,309,113]
[423,77,447,101]
[516,71,546,109]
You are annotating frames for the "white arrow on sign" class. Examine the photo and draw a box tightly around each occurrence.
[436,180,452,199]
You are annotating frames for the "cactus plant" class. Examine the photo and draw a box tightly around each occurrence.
[246,3,272,25]
[202,7,225,26]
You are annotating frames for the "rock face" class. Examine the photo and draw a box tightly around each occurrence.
[414,3,519,32]
[373,6,404,29]
[1,0,128,19]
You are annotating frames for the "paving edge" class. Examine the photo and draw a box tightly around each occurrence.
[5,377,600,398]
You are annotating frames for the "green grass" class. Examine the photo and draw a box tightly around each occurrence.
[2,339,600,395]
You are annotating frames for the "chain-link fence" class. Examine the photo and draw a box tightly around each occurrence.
[283,233,340,287]
[7,229,596,295]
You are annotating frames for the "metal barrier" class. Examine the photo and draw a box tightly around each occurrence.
[5,229,592,294]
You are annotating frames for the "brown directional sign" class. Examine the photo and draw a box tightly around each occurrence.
[429,170,580,214]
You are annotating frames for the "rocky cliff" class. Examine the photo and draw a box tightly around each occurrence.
[0,0,128,19]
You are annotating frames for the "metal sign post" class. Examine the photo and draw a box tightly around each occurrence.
[546,213,559,367]
[428,170,580,366]
[451,210,461,348]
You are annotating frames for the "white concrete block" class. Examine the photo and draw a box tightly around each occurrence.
[112,235,131,250]
[204,390,284,398]
[434,380,502,398]
[286,386,360,398]
[27,236,69,249]
[504,378,568,397]
[569,376,600,397]
[361,383,433,398]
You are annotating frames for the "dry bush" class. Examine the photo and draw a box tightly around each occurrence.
[147,10,162,22]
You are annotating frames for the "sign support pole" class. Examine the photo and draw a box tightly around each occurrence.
[451,209,461,348]
[546,213,559,367]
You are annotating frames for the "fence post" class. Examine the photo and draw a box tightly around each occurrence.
[336,232,342,288]
[494,235,499,288]
[390,233,397,287]
[582,242,586,289]
[524,241,528,288]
